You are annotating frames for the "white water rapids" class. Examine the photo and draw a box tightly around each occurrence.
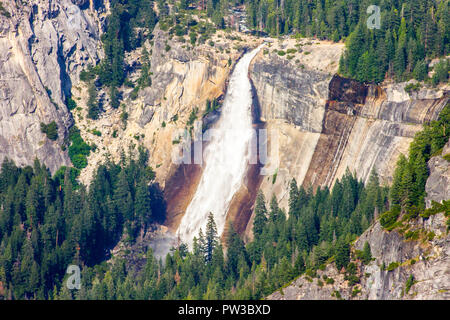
[177,44,264,247]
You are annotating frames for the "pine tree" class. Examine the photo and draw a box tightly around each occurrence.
[361,241,372,264]
[288,179,299,216]
[205,213,218,263]
[134,176,152,231]
[334,239,350,271]
[390,154,408,206]
[253,192,267,238]
[269,194,279,222]
[226,224,247,280]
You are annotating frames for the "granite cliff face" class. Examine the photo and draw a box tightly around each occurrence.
[250,48,448,212]
[425,141,450,208]
[0,0,105,172]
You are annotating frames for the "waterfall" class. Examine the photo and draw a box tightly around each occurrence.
[177,44,264,247]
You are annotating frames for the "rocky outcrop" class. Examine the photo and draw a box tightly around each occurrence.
[425,141,450,208]
[268,212,449,300]
[268,143,450,300]
[0,0,105,172]
[268,263,353,300]
[353,214,449,300]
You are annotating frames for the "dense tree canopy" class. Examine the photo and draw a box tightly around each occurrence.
[0,148,161,299]
[244,0,449,83]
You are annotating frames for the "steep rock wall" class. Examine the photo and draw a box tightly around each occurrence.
[0,0,105,172]
[250,49,448,213]
[248,41,340,214]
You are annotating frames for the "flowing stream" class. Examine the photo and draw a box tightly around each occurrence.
[177,44,264,247]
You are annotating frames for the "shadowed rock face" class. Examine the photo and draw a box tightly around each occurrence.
[327,74,368,105]
[0,0,103,172]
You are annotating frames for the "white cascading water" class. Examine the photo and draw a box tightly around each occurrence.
[177,44,264,247]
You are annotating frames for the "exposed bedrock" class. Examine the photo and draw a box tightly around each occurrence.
[0,0,105,172]
[250,51,448,214]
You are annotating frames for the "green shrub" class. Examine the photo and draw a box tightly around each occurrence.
[431,59,449,86]
[277,50,286,56]
[379,206,401,230]
[130,87,139,100]
[120,111,129,128]
[79,67,96,82]
[405,275,415,294]
[272,169,278,184]
[40,121,58,141]
[351,287,361,297]
[286,48,297,54]
[68,126,90,169]
[344,262,359,286]
[404,230,420,240]
[443,154,450,162]
[405,206,420,220]
[386,261,400,271]
[92,129,102,137]
[332,290,342,299]
[0,3,11,18]
[187,107,198,127]
[189,32,197,45]
[420,200,450,218]
[71,154,88,169]
[67,97,77,110]
[305,269,317,278]
[357,241,372,265]
[326,277,335,285]
[405,83,421,94]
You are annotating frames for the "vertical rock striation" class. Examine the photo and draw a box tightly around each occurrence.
[250,50,448,212]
